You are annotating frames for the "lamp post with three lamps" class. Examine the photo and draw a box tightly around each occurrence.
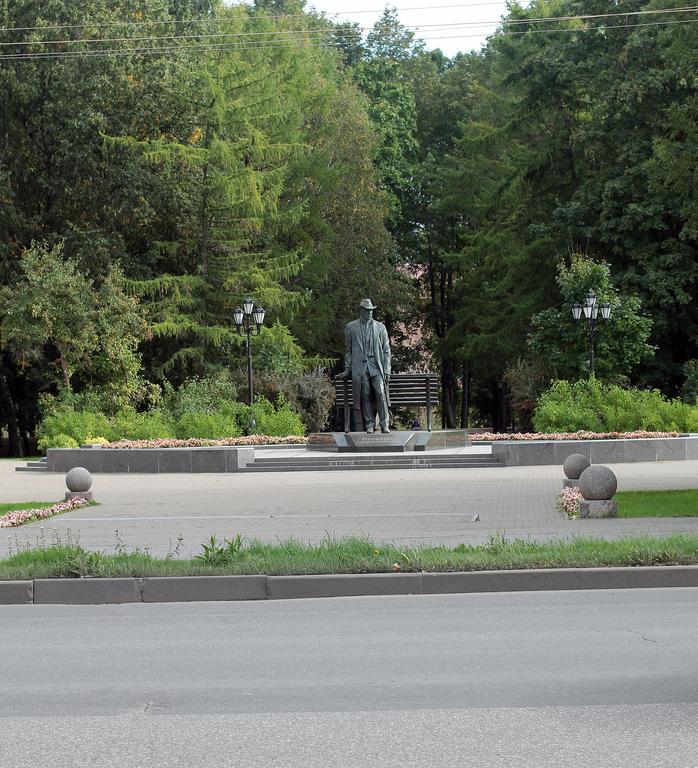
[233,298,266,409]
[571,291,611,377]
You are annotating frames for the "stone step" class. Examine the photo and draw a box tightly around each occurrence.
[243,460,500,472]
[15,466,48,472]
[254,454,494,465]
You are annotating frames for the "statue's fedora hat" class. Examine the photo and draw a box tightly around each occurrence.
[359,298,377,310]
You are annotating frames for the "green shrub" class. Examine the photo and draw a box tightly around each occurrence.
[38,432,79,451]
[687,408,698,432]
[37,407,176,447]
[39,409,115,446]
[251,396,305,436]
[164,374,238,419]
[112,409,176,440]
[282,369,335,432]
[533,378,695,433]
[37,387,305,450]
[682,360,698,405]
[175,412,241,439]
[82,436,110,446]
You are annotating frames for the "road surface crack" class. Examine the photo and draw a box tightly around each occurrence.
[622,628,658,643]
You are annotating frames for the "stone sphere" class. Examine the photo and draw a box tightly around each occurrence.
[579,465,617,501]
[65,467,93,493]
[563,453,590,480]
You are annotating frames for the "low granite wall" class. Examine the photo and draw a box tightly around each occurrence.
[489,436,698,467]
[46,447,255,473]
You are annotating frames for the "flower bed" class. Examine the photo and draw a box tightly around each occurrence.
[103,434,308,449]
[557,487,583,519]
[470,430,680,442]
[0,498,89,528]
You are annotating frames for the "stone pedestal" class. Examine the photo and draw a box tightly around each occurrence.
[579,499,617,518]
[306,430,471,453]
[562,478,580,489]
[344,431,417,452]
[65,491,93,502]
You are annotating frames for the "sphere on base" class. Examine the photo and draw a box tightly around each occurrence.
[562,453,590,480]
[65,466,93,493]
[579,465,617,501]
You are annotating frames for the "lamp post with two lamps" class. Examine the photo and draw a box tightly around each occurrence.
[233,298,266,409]
[571,291,611,377]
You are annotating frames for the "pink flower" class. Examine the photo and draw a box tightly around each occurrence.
[0,497,89,528]
[557,486,583,518]
[103,435,308,449]
[470,430,679,441]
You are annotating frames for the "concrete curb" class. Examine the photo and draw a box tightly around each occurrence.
[0,580,33,604]
[2,566,697,605]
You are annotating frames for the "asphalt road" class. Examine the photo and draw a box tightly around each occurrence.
[1,589,697,767]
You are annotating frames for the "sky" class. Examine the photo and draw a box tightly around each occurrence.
[302,0,522,56]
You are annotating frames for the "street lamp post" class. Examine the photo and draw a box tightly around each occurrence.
[571,291,611,376]
[233,298,266,408]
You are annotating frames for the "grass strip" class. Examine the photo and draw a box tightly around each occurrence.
[616,489,698,518]
[1,534,697,580]
[0,501,57,514]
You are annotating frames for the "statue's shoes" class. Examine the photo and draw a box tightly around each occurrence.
[381,427,391,434]
[366,426,375,434]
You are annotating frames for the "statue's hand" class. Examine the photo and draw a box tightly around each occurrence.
[384,373,391,385]
[337,370,350,380]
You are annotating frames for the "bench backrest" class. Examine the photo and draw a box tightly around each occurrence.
[334,374,439,406]
[334,373,439,431]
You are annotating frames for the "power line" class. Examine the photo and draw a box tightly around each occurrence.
[2,5,697,49]
[2,16,696,61]
[0,2,524,34]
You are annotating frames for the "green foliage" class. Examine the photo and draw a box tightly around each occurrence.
[681,360,698,405]
[502,359,549,432]
[4,535,698,580]
[163,374,238,420]
[174,412,241,440]
[0,241,148,409]
[111,409,177,441]
[528,254,655,381]
[38,433,79,451]
[194,534,244,567]
[252,323,307,377]
[37,388,304,446]
[37,407,177,447]
[39,409,114,447]
[251,396,305,437]
[282,369,335,433]
[0,242,97,388]
[106,5,311,378]
[533,379,695,433]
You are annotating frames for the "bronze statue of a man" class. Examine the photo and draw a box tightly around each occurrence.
[340,298,391,433]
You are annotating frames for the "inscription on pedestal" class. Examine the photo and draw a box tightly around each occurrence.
[344,432,416,453]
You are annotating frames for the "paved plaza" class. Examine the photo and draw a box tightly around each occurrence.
[1,454,697,558]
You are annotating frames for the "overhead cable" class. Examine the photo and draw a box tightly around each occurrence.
[0,2,530,33]
[2,5,698,49]
[2,17,697,61]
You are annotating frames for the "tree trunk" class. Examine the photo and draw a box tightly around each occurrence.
[491,380,509,433]
[0,361,22,457]
[460,360,469,429]
[57,348,71,390]
[441,359,456,429]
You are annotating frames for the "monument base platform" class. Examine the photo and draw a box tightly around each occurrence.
[306,430,470,453]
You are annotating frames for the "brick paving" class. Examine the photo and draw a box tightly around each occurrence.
[1,457,697,558]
